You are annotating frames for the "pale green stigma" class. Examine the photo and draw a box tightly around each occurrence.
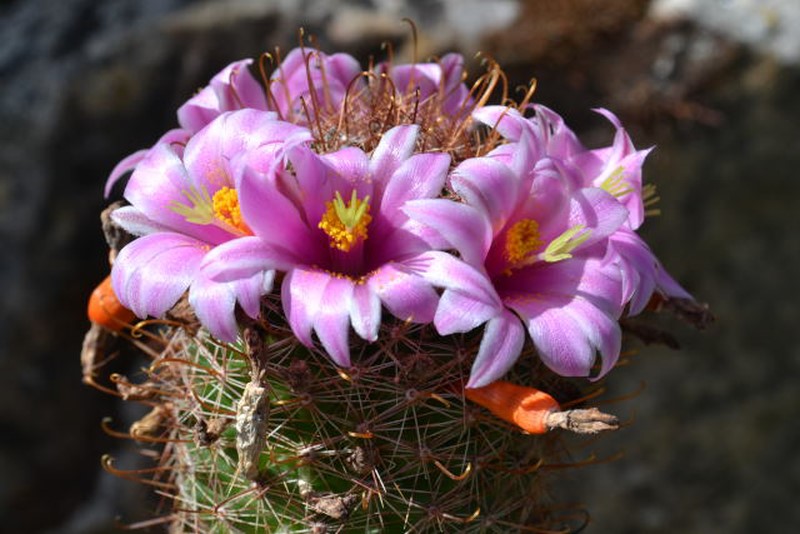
[170,185,215,225]
[541,224,592,263]
[599,166,634,198]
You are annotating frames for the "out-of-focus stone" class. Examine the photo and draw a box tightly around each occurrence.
[651,0,800,64]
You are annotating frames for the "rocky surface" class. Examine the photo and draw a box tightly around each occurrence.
[1,0,798,532]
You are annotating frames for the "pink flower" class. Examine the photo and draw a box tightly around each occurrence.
[472,105,692,315]
[110,110,312,341]
[200,124,494,367]
[266,47,362,123]
[381,53,473,117]
[103,45,694,389]
[177,59,269,134]
[405,115,630,387]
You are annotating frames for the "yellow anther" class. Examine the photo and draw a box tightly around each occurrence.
[504,219,543,265]
[318,190,372,252]
[212,187,251,234]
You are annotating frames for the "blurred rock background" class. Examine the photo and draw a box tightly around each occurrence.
[1,0,798,532]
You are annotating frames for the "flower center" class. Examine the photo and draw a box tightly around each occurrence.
[503,218,592,271]
[170,185,251,236]
[504,219,543,265]
[318,190,372,252]
[211,187,251,234]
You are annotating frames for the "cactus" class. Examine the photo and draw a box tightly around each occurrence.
[84,36,708,532]
[98,299,603,533]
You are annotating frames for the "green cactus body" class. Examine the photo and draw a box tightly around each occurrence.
[117,295,590,533]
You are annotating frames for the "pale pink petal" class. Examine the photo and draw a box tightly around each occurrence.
[533,104,584,160]
[403,250,503,335]
[367,262,439,324]
[211,59,268,113]
[188,272,238,342]
[200,235,298,283]
[509,296,597,377]
[439,53,473,114]
[655,267,693,301]
[402,199,492,266]
[563,296,622,379]
[313,276,355,367]
[434,289,503,336]
[177,86,219,133]
[466,309,526,388]
[501,260,624,378]
[609,228,692,314]
[234,270,275,319]
[110,206,172,236]
[472,106,527,141]
[350,283,382,342]
[269,48,361,121]
[380,152,450,219]
[412,251,503,312]
[389,62,440,97]
[496,258,623,316]
[281,267,330,348]
[111,233,205,319]
[321,146,370,186]
[177,59,268,133]
[368,125,418,194]
[325,52,363,89]
[564,187,629,247]
[189,266,272,342]
[450,156,520,233]
[183,109,310,193]
[609,229,656,312]
[285,145,336,225]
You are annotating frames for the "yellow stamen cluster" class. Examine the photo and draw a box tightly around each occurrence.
[212,187,251,234]
[318,190,372,252]
[504,219,543,265]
